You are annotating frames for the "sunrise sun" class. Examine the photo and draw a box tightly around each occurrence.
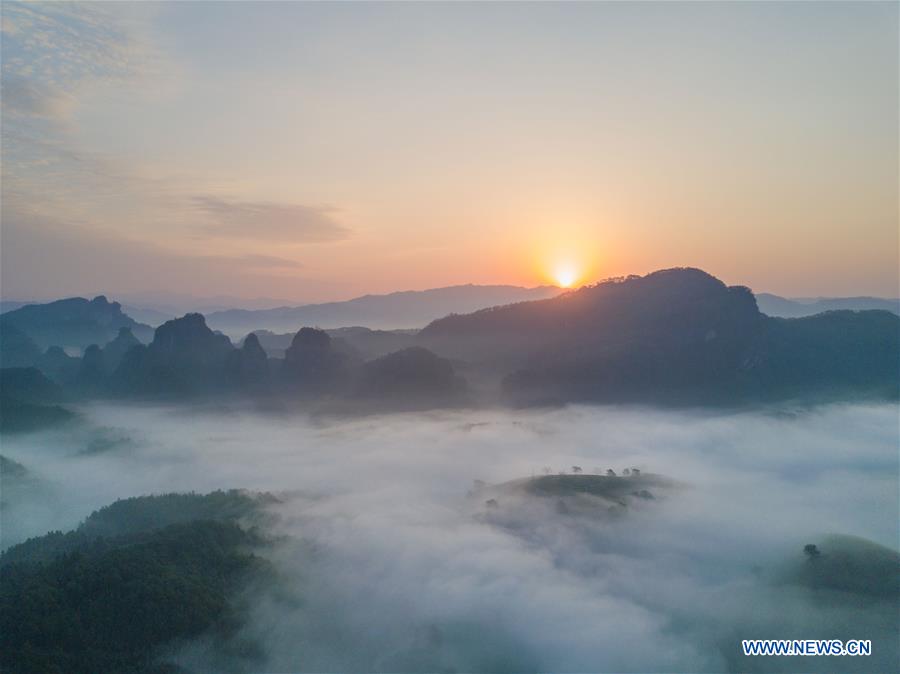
[554,264,579,288]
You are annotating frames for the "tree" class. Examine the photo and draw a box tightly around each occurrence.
[803,543,821,559]
[572,465,582,473]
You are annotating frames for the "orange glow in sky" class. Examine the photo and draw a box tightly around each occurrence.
[554,263,579,288]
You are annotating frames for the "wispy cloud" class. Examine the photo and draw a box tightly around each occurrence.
[0,2,346,267]
[211,253,303,270]
[0,206,306,300]
[193,196,350,243]
[1,2,159,121]
[1,1,175,222]
[0,75,77,119]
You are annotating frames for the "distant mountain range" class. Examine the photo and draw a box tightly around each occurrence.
[2,286,564,334]
[203,284,564,335]
[755,293,899,318]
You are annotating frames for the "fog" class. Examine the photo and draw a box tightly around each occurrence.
[2,402,898,672]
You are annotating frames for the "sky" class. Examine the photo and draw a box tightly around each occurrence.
[1,1,897,304]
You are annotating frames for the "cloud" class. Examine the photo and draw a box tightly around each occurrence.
[1,2,179,233]
[1,2,157,87]
[0,206,305,300]
[0,75,77,119]
[209,253,302,270]
[2,403,897,672]
[193,196,350,243]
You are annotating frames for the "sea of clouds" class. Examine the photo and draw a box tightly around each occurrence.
[2,402,898,672]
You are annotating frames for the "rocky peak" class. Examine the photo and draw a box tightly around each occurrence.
[151,314,233,359]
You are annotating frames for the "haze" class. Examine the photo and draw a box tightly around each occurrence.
[2,1,898,303]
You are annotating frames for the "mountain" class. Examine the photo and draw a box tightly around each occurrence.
[0,491,273,674]
[356,346,467,407]
[103,290,298,315]
[205,284,563,335]
[0,296,154,351]
[0,301,31,314]
[0,324,42,368]
[225,332,270,386]
[756,293,900,318]
[11,268,895,409]
[281,327,358,394]
[35,345,80,383]
[0,366,64,405]
[104,317,467,407]
[420,268,899,405]
[114,313,235,395]
[71,328,143,394]
[0,367,75,433]
[248,327,418,360]
[101,327,142,373]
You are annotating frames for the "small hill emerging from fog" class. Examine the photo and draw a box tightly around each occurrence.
[782,534,900,598]
[205,284,562,335]
[0,296,153,351]
[477,472,671,516]
[420,268,899,405]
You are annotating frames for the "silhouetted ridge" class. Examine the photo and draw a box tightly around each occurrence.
[357,347,466,406]
[422,268,759,340]
[8,267,896,408]
[0,324,41,368]
[102,327,141,372]
[114,313,235,395]
[36,345,79,383]
[282,327,356,393]
[0,296,153,349]
[419,268,897,405]
[226,332,269,385]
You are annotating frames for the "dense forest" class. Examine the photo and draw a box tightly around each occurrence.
[0,491,275,674]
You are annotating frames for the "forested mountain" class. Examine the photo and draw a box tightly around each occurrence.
[0,491,274,674]
[420,268,899,405]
